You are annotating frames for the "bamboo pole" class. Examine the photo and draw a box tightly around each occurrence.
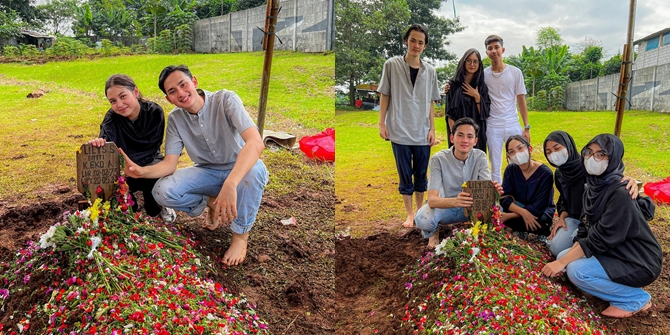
[257,0,280,137]
[614,0,636,137]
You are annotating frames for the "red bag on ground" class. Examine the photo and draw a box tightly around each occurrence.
[644,177,670,204]
[299,128,335,162]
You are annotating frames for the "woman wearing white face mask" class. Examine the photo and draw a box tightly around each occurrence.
[499,135,555,236]
[542,134,661,318]
[544,131,640,256]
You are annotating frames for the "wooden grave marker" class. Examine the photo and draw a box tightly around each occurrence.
[463,180,497,223]
[76,142,120,204]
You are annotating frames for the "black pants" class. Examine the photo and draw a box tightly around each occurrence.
[504,213,552,236]
[126,177,161,217]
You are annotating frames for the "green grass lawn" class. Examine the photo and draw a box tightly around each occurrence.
[0,51,334,200]
[336,110,670,235]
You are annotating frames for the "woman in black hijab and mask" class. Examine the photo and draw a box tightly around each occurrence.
[445,48,490,152]
[544,131,639,256]
[542,134,662,318]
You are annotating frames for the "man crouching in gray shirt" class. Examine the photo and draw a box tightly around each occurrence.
[415,117,502,248]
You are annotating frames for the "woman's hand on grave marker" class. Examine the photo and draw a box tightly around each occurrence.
[88,138,106,147]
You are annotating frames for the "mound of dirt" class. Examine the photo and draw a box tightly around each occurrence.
[335,223,670,334]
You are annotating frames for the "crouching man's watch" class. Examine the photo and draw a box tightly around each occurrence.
[524,124,531,130]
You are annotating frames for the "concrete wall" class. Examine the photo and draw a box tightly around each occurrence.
[193,0,334,53]
[566,65,670,112]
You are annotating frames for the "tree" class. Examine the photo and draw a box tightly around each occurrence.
[435,62,456,87]
[536,26,563,49]
[73,3,93,37]
[236,0,263,11]
[0,0,38,23]
[575,36,602,54]
[600,54,622,76]
[335,0,410,105]
[36,0,78,35]
[0,9,23,40]
[382,0,464,62]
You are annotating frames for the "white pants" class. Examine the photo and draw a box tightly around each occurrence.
[486,124,522,184]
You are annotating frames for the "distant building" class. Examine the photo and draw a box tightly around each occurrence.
[633,28,670,70]
[1,30,56,50]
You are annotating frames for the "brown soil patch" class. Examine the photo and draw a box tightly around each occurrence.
[0,166,335,334]
[335,215,670,334]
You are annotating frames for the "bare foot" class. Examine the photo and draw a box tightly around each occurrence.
[402,214,415,228]
[222,233,248,266]
[201,207,221,231]
[427,231,440,249]
[602,301,651,318]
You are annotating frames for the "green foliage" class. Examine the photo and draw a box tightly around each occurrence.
[100,38,120,56]
[436,63,457,87]
[237,0,264,10]
[528,86,565,111]
[538,72,570,95]
[45,37,90,58]
[383,0,465,62]
[600,54,622,76]
[2,45,19,57]
[174,24,193,53]
[0,9,24,40]
[18,43,39,57]
[335,0,410,105]
[0,0,39,23]
[35,0,78,35]
[73,3,94,37]
[145,37,157,53]
[156,29,174,54]
[536,26,563,49]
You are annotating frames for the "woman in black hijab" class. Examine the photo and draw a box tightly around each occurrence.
[544,131,639,256]
[445,48,490,152]
[542,134,662,318]
[88,74,175,223]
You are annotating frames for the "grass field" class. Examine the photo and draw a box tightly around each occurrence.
[335,109,670,235]
[0,51,334,200]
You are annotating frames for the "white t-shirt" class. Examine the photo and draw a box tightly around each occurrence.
[484,65,527,128]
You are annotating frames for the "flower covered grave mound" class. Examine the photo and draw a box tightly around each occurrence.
[402,206,609,334]
[0,177,267,335]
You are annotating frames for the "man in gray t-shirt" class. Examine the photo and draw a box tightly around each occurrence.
[119,65,269,267]
[378,24,441,229]
[415,118,501,248]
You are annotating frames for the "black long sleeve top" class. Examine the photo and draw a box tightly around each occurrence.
[98,100,165,167]
[500,163,556,219]
[575,186,662,287]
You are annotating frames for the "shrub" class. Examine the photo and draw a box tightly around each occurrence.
[534,90,549,111]
[19,44,40,58]
[145,37,157,54]
[548,85,565,111]
[156,29,174,54]
[174,24,192,53]
[3,45,20,58]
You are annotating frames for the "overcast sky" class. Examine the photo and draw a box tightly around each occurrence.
[438,0,669,62]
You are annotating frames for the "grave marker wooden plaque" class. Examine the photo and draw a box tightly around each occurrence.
[463,180,497,223]
[76,142,120,203]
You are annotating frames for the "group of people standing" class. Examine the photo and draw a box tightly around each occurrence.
[88,65,268,267]
[378,24,662,318]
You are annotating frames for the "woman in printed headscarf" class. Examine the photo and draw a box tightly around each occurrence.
[542,134,662,318]
[544,131,639,256]
[445,48,490,152]
[499,135,555,236]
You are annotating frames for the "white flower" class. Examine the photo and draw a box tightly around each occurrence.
[39,226,58,249]
[468,247,481,263]
[434,239,449,256]
[87,236,102,259]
